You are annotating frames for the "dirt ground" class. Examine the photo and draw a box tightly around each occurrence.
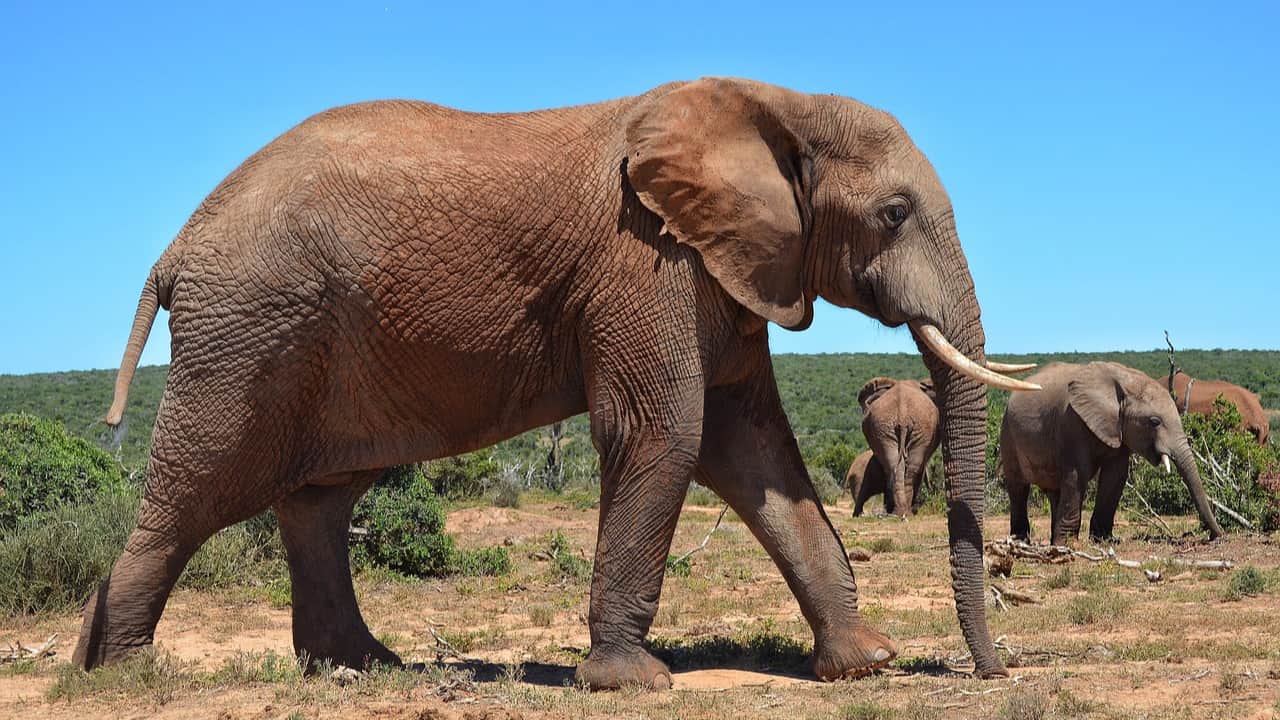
[3,496,1279,720]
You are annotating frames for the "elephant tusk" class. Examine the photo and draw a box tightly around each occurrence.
[1162,454,1172,473]
[912,324,1042,392]
[986,361,1036,374]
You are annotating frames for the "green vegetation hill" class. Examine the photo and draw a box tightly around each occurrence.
[1,350,1276,469]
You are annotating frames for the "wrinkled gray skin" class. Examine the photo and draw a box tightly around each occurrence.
[77,77,1011,685]
[851,378,940,517]
[1001,362,1225,544]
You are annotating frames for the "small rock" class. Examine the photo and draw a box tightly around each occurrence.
[1144,569,1163,583]
[330,665,361,686]
[848,547,873,562]
[503,535,523,546]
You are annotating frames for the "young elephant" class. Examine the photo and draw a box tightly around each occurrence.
[851,378,939,517]
[1001,362,1225,544]
[845,450,883,515]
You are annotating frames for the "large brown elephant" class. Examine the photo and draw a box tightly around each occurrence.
[80,77,1038,686]
[849,377,939,517]
[1155,371,1270,445]
[1002,362,1224,544]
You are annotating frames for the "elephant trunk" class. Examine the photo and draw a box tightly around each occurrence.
[915,289,1006,678]
[1169,441,1225,539]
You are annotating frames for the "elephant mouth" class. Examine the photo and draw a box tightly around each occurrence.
[910,323,1040,393]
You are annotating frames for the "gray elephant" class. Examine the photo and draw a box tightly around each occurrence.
[80,77,1038,686]
[1001,362,1224,544]
[849,378,938,517]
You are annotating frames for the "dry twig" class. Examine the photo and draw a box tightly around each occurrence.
[673,504,730,565]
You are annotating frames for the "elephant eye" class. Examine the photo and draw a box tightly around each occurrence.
[1148,416,1162,427]
[879,201,910,229]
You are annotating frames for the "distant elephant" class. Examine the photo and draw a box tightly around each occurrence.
[1154,371,1270,445]
[80,77,1039,685]
[849,378,939,517]
[1002,362,1224,544]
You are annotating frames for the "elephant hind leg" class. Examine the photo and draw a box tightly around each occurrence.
[275,473,401,671]
[73,444,284,669]
[73,498,213,669]
[1006,473,1032,541]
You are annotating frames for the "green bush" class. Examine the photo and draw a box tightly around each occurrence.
[1222,565,1270,601]
[809,440,859,487]
[0,413,124,529]
[422,451,500,500]
[805,465,843,506]
[453,546,512,577]
[0,485,284,616]
[351,465,510,578]
[351,466,458,577]
[0,486,138,614]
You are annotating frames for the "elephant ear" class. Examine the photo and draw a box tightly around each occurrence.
[859,377,897,411]
[1067,365,1123,449]
[625,78,815,329]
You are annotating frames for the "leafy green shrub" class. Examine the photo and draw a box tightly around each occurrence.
[809,441,860,488]
[0,413,124,529]
[422,451,500,500]
[351,465,509,578]
[805,465,843,506]
[453,546,512,577]
[492,464,523,509]
[665,554,692,577]
[0,485,284,615]
[351,466,457,577]
[547,530,590,580]
[1222,565,1271,601]
[0,485,137,614]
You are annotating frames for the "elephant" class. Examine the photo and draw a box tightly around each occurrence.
[849,378,939,517]
[1001,362,1224,545]
[79,77,1039,686]
[1154,371,1270,445]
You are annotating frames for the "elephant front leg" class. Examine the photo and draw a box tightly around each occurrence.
[698,375,895,681]
[574,363,703,691]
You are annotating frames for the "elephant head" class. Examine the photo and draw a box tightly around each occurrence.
[625,78,1039,677]
[1069,363,1224,538]
[858,377,941,516]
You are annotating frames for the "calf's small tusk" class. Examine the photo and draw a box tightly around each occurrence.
[1162,454,1172,473]
[912,324,1042,392]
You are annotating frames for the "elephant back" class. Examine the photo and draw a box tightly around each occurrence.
[858,377,898,411]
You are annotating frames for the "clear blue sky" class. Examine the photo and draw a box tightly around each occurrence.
[2,2,1276,374]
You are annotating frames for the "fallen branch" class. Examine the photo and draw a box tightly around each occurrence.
[673,504,730,566]
[1,634,57,664]
[992,583,1039,606]
[1209,498,1255,531]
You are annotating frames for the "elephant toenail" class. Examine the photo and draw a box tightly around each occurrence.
[874,648,891,662]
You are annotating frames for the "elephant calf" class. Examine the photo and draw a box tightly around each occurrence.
[848,377,939,517]
[1001,362,1224,544]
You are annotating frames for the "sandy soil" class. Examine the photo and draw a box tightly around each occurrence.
[3,497,1279,719]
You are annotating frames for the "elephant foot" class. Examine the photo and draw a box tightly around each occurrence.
[813,623,897,681]
[73,589,156,670]
[296,628,401,673]
[575,645,672,691]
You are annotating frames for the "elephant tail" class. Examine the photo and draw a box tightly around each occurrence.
[105,261,174,433]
